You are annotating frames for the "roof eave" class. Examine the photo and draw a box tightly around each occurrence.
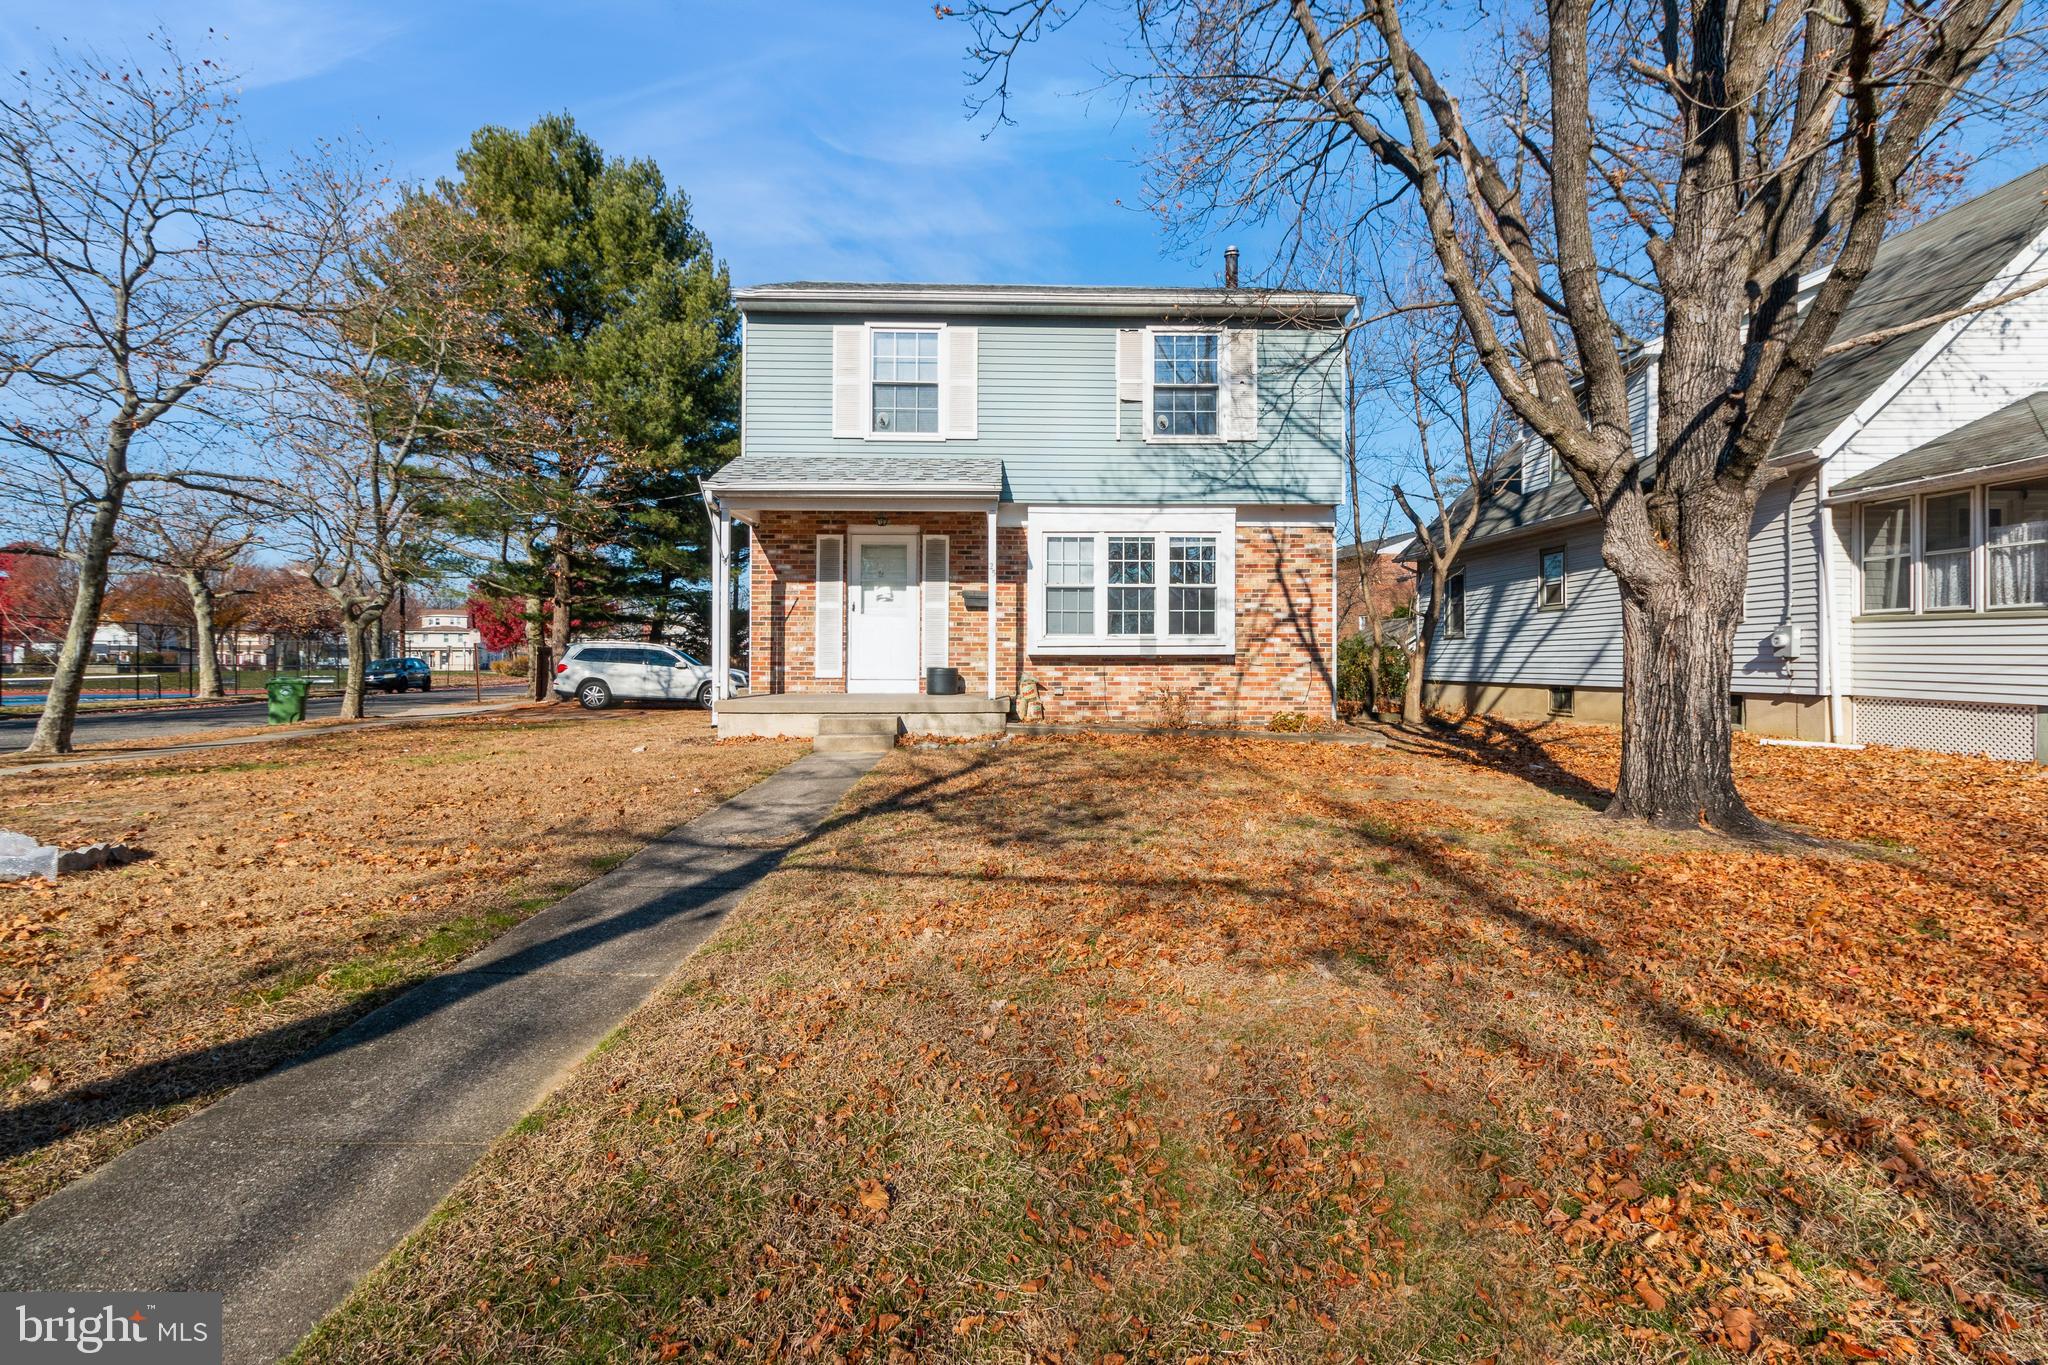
[736,287,1357,320]
[1827,451,2048,502]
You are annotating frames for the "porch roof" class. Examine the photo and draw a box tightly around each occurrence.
[1831,392,2048,498]
[705,454,1005,501]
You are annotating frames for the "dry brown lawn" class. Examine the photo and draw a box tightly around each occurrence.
[0,706,800,1216]
[292,721,2048,1364]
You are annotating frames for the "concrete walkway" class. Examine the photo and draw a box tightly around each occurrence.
[0,749,882,1364]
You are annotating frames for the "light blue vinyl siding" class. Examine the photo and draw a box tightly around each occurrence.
[1423,470,1825,695]
[742,312,1344,504]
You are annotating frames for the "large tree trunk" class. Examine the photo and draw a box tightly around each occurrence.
[546,546,573,704]
[340,611,373,721]
[181,570,224,699]
[525,594,549,702]
[1402,600,1436,725]
[25,490,123,756]
[1608,563,1758,833]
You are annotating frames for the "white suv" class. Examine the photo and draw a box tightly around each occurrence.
[552,641,744,710]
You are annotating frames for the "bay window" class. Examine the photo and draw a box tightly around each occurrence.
[1029,518,1233,652]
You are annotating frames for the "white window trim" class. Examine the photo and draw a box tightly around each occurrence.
[1537,545,1567,611]
[1143,325,1228,446]
[1857,498,1915,616]
[863,320,948,443]
[1986,479,2048,612]
[1025,508,1236,655]
[1919,486,1977,613]
[1443,571,1467,639]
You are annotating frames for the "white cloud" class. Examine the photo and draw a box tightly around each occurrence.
[0,1,402,89]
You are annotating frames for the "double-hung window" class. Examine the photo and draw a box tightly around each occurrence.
[1444,572,1466,639]
[1044,536,1096,636]
[1988,481,2048,608]
[1031,522,1230,651]
[1859,499,1912,614]
[1107,537,1155,635]
[1152,332,1219,437]
[1922,491,1974,610]
[1538,547,1566,610]
[871,329,938,434]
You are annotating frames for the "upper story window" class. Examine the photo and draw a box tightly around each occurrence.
[1152,332,1219,437]
[870,329,938,434]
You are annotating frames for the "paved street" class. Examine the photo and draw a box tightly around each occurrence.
[0,686,532,753]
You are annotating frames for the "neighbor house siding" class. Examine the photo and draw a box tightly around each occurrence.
[1425,471,1824,695]
[741,313,1344,505]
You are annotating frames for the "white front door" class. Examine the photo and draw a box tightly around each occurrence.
[847,534,920,693]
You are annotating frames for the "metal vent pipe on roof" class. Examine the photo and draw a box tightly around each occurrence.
[1224,244,1239,288]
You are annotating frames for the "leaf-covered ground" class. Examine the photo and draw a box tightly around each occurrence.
[0,707,799,1217]
[284,722,2043,1361]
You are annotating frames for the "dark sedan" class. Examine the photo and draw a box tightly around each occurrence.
[363,657,432,693]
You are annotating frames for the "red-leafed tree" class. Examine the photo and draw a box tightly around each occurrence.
[467,596,527,653]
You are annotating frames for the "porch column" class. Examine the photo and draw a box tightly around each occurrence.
[710,503,730,710]
[985,506,998,699]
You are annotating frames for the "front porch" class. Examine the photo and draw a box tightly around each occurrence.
[712,691,1014,739]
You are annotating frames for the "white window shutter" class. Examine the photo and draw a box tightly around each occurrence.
[1116,328,1145,440]
[943,327,978,439]
[1223,328,1259,441]
[831,327,865,438]
[921,535,949,669]
[815,534,844,678]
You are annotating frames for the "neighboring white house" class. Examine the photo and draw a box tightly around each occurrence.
[1416,165,2048,764]
[407,603,496,671]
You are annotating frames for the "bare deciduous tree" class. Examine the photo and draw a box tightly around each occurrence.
[120,490,260,698]
[966,0,2048,832]
[267,195,518,719]
[0,35,367,753]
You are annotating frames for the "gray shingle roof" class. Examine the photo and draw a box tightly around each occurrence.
[705,454,1005,493]
[734,282,1357,319]
[1833,392,2048,493]
[1433,165,2048,551]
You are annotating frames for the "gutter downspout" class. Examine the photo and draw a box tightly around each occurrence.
[700,481,729,721]
[1810,457,1846,743]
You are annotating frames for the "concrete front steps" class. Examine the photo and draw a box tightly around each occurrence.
[716,693,1012,744]
[813,714,901,754]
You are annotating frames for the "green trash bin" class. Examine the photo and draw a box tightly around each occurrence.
[265,676,309,724]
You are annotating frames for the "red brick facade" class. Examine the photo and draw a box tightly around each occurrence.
[747,510,1334,726]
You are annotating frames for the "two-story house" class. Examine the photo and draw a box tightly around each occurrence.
[408,603,493,671]
[1413,166,2048,764]
[702,278,1353,736]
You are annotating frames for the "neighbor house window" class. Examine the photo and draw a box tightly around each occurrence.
[1538,547,1566,610]
[1860,499,1911,613]
[1168,536,1218,634]
[1922,490,1973,610]
[871,329,938,434]
[1107,536,1155,635]
[1987,481,2048,609]
[1045,535,1095,635]
[1444,572,1466,639]
[1152,331,1219,437]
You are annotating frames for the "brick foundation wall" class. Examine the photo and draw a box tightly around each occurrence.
[748,511,1335,725]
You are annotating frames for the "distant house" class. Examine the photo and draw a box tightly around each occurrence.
[1413,166,2048,764]
[1336,534,1417,642]
[408,603,496,671]
[702,277,1354,734]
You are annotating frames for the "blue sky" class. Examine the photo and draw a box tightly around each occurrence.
[0,1,1217,290]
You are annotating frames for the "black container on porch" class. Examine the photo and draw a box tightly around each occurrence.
[926,666,964,695]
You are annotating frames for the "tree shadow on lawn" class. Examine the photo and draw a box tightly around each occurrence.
[776,739,2048,1299]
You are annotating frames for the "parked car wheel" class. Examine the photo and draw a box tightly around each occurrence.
[576,679,613,710]
[421,677,432,692]
[695,680,712,708]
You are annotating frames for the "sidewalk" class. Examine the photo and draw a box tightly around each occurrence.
[0,748,882,1364]
[0,699,534,772]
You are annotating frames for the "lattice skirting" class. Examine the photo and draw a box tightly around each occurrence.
[1851,696,2039,762]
